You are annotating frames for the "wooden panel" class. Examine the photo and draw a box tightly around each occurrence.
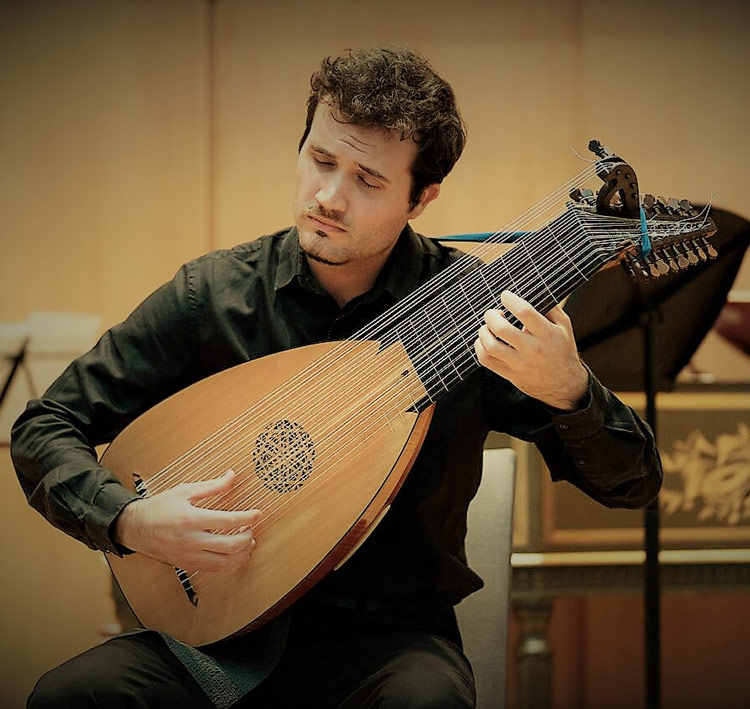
[211,0,582,246]
[0,2,211,705]
[508,593,750,708]
[0,449,115,707]
[0,1,211,328]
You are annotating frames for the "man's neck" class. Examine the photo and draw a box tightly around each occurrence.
[306,255,386,308]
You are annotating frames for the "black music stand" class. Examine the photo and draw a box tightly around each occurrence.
[567,205,750,709]
[0,339,31,411]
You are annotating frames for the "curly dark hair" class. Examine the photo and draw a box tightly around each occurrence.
[299,46,466,208]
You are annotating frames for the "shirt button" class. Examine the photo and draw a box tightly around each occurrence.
[558,423,569,431]
[576,458,588,467]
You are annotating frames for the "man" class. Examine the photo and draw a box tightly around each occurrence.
[12,47,661,707]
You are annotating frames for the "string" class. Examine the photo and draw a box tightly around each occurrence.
[148,209,588,498]
[569,146,598,164]
[158,184,605,587]
[186,210,701,591]
[144,164,601,495]
[189,211,700,521]
[188,220,612,524]
[147,208,695,516]
[130,171,708,591]
[147,209,700,524]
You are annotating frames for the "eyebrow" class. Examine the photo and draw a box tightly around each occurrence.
[310,144,390,183]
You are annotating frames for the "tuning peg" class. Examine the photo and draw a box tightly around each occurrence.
[641,251,669,279]
[646,254,661,278]
[676,241,699,266]
[588,140,606,158]
[652,248,670,275]
[691,238,708,261]
[667,197,681,214]
[569,187,595,205]
[588,140,613,159]
[699,236,717,259]
[678,198,694,216]
[667,243,689,270]
[622,255,638,281]
[654,196,670,215]
[624,252,649,280]
[641,194,657,219]
[663,245,680,272]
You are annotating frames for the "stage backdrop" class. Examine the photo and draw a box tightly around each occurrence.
[1,1,749,707]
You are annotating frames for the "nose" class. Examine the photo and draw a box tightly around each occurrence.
[315,173,347,213]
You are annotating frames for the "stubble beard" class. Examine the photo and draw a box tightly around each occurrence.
[298,205,350,266]
[302,239,347,266]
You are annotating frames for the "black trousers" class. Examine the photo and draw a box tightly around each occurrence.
[29,599,476,708]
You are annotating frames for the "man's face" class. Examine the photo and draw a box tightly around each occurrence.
[293,102,435,269]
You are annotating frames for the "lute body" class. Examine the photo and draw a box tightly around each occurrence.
[103,340,433,646]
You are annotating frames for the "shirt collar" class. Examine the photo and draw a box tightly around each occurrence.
[274,227,310,292]
[274,224,426,302]
[372,224,425,301]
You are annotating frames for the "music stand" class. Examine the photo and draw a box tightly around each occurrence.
[568,205,750,709]
[0,338,31,409]
[0,312,102,443]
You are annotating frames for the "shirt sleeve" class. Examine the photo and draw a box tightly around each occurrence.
[10,263,199,554]
[484,364,663,508]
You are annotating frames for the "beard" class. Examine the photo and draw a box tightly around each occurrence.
[301,239,347,266]
[297,206,351,266]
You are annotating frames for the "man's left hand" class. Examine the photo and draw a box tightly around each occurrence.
[474,290,588,411]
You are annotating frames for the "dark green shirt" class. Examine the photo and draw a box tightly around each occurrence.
[11,225,661,606]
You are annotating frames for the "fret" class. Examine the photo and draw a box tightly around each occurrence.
[520,240,556,304]
[476,266,501,309]
[421,308,464,382]
[407,316,449,395]
[458,281,482,324]
[544,224,589,283]
[441,295,471,352]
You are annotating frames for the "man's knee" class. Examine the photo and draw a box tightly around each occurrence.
[378,664,475,708]
[27,633,209,709]
[373,638,475,709]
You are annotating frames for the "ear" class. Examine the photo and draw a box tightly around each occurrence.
[408,183,441,219]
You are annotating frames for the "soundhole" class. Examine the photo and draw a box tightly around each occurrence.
[253,419,315,493]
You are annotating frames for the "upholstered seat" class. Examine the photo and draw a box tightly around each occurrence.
[456,448,517,709]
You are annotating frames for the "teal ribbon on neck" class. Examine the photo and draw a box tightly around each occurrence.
[639,206,652,257]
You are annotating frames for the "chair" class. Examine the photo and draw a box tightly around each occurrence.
[455,447,517,709]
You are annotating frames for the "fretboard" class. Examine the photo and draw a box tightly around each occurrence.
[367,212,606,407]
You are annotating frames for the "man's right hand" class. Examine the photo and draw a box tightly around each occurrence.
[114,470,260,572]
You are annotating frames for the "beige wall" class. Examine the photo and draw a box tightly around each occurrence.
[1,0,749,705]
[2,0,749,330]
[0,1,211,327]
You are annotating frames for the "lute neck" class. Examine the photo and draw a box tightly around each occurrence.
[369,211,606,407]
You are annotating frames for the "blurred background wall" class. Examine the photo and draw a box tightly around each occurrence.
[1,1,748,706]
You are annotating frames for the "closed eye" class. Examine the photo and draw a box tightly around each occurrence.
[311,152,380,191]
[358,175,379,191]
